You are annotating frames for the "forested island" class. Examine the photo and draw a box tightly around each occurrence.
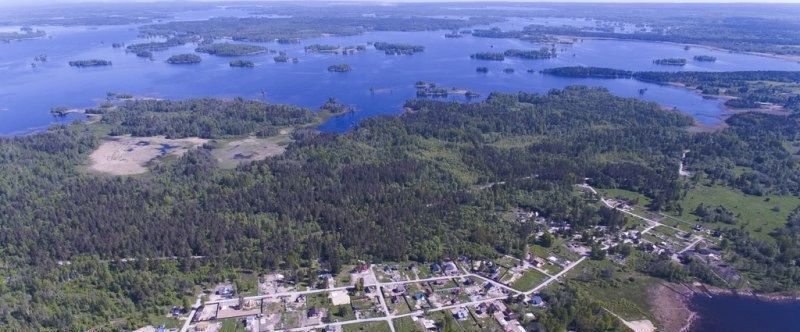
[166,53,201,64]
[305,44,366,54]
[693,55,718,62]
[653,58,687,66]
[273,52,298,63]
[470,49,556,61]
[0,28,46,42]
[326,64,351,72]
[471,52,505,61]
[372,42,425,55]
[195,42,268,56]
[68,59,112,67]
[125,35,196,57]
[229,60,254,68]
[504,48,556,60]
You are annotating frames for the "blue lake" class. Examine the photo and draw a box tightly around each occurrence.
[688,294,800,332]
[2,11,800,135]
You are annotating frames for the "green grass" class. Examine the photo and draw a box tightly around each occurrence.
[335,266,355,286]
[342,321,393,332]
[393,316,424,332]
[146,314,182,329]
[413,137,476,184]
[235,272,259,296]
[219,318,244,332]
[567,258,657,321]
[676,184,800,241]
[601,188,652,208]
[511,269,549,292]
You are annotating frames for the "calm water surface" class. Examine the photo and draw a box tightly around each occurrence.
[2,10,800,134]
[688,294,800,332]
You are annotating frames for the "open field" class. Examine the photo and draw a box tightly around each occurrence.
[676,184,800,241]
[89,135,208,175]
[567,257,657,322]
[342,321,393,332]
[510,269,549,292]
[211,135,289,169]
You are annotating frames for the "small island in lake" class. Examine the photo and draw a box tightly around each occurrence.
[195,43,268,56]
[503,68,515,74]
[415,81,479,98]
[653,58,687,66]
[471,52,505,61]
[166,54,201,64]
[305,44,366,54]
[68,59,112,67]
[373,42,425,55]
[274,52,298,63]
[476,66,489,73]
[693,55,717,62]
[504,48,556,60]
[229,60,255,68]
[327,64,352,72]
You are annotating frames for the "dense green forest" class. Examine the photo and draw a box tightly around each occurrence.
[3,86,800,329]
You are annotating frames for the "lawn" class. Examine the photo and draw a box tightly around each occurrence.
[511,269,549,292]
[675,184,800,241]
[342,321,393,332]
[393,316,424,332]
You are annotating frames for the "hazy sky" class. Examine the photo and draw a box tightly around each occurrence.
[2,0,800,4]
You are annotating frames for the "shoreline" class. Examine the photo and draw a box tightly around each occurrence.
[650,282,800,332]
[559,35,800,63]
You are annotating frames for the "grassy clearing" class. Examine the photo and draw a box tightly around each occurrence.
[235,272,259,296]
[219,318,244,332]
[567,258,657,321]
[393,316,424,332]
[146,314,182,329]
[511,269,549,292]
[413,138,477,184]
[211,135,290,169]
[335,266,355,287]
[676,184,800,241]
[601,188,652,207]
[342,321,393,332]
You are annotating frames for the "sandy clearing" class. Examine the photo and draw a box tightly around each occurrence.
[89,136,208,176]
[212,136,287,168]
[648,283,696,332]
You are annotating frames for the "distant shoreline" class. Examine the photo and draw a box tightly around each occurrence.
[557,35,800,63]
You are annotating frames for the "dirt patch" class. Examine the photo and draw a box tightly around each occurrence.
[212,136,287,168]
[89,136,208,175]
[648,282,696,332]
